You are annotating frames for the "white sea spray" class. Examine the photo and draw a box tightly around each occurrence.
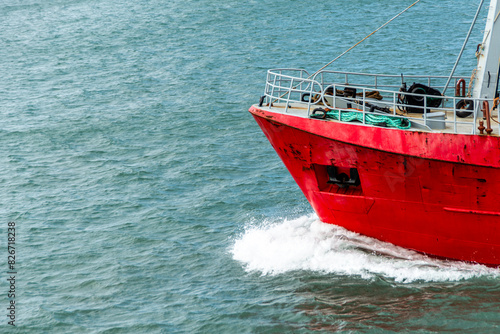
[231,214,500,283]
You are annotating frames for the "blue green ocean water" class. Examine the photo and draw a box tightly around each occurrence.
[1,0,500,332]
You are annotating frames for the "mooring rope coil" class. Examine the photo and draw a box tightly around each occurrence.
[310,109,412,130]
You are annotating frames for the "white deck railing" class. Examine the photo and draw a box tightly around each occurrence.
[261,69,499,135]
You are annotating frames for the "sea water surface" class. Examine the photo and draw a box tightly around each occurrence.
[1,0,500,332]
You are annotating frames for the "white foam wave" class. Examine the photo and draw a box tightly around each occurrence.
[231,214,500,283]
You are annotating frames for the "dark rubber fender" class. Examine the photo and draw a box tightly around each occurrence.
[455,99,474,118]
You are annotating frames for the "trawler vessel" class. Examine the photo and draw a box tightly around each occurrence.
[249,0,500,265]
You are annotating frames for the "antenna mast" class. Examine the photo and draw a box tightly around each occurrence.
[473,0,500,101]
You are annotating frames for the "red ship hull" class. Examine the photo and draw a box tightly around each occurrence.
[250,105,500,266]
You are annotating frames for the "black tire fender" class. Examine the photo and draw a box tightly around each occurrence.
[456,99,474,118]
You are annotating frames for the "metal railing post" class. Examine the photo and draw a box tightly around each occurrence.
[363,88,366,124]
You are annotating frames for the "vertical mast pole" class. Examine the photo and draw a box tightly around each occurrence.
[472,0,500,103]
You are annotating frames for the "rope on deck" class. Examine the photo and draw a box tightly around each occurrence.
[310,109,411,130]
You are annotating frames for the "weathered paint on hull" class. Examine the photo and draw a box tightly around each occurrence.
[249,105,500,266]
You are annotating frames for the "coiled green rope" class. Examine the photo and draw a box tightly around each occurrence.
[310,109,411,130]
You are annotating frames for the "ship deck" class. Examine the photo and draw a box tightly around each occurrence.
[260,102,497,136]
[259,69,500,137]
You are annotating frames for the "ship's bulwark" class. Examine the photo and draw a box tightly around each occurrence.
[250,106,500,266]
